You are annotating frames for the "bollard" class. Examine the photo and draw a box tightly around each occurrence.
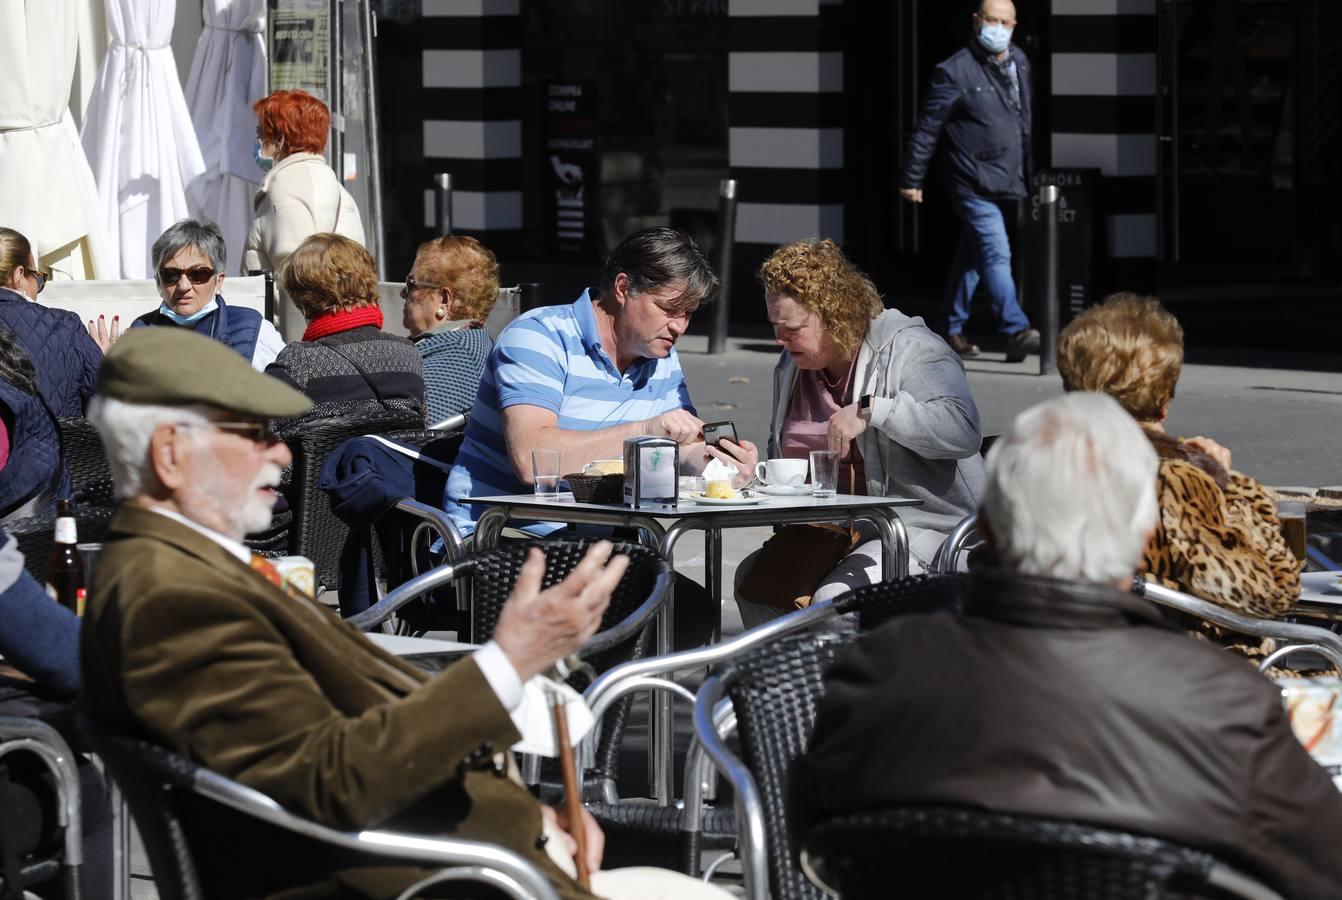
[434,173,453,236]
[517,282,546,313]
[1037,183,1060,376]
[709,178,738,354]
[263,270,275,324]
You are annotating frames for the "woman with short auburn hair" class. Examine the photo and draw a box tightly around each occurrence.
[1057,292,1300,618]
[401,235,501,421]
[733,238,985,631]
[243,90,365,338]
[265,234,424,432]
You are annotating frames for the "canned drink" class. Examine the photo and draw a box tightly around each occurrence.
[273,556,316,599]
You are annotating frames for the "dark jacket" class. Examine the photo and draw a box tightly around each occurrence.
[131,295,262,363]
[414,325,492,423]
[0,287,101,417]
[790,569,1342,900]
[0,378,70,522]
[267,326,426,434]
[902,40,1032,200]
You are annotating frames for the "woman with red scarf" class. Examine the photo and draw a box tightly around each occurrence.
[266,233,425,433]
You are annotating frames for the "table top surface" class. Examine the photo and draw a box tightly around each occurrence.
[461,491,921,519]
[365,634,477,657]
[1299,571,1342,606]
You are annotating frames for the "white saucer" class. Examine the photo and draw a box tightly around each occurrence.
[756,483,812,497]
[684,492,767,506]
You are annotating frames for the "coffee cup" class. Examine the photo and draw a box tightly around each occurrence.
[754,458,808,487]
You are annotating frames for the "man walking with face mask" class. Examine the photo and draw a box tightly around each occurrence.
[901,0,1040,363]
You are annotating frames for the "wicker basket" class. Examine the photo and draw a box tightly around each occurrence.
[565,472,624,505]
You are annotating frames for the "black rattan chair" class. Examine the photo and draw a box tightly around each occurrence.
[800,807,1284,900]
[77,715,558,900]
[351,540,671,795]
[57,417,115,509]
[851,572,965,631]
[263,408,426,593]
[9,505,113,584]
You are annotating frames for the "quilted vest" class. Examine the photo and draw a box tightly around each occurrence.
[131,295,262,363]
[0,287,99,417]
[0,379,70,522]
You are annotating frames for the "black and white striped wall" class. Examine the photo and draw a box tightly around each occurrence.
[420,0,523,250]
[727,0,846,288]
[1049,0,1158,260]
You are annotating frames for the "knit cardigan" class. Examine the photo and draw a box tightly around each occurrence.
[414,326,492,423]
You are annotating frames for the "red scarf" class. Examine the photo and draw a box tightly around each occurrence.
[302,305,384,341]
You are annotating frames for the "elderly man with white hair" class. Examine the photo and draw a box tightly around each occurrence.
[790,391,1342,900]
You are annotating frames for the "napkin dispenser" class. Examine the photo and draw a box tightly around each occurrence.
[623,436,679,509]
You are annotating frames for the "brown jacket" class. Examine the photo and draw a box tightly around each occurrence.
[790,570,1342,900]
[80,506,592,899]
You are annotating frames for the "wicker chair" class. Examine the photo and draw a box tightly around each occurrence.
[77,715,557,900]
[9,505,113,584]
[0,717,83,899]
[263,408,426,593]
[800,807,1284,900]
[57,417,115,509]
[350,540,670,799]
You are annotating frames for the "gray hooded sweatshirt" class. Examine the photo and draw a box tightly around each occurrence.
[768,308,985,568]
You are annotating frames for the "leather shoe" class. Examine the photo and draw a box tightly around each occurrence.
[1004,328,1040,362]
[947,333,980,358]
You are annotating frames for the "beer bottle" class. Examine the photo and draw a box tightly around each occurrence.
[47,500,86,616]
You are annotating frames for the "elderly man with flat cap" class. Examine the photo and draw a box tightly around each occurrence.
[80,328,728,899]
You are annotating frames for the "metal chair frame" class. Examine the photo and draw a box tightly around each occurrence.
[1133,577,1342,671]
[0,717,82,899]
[931,512,981,574]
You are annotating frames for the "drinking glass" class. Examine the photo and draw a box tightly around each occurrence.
[809,449,839,498]
[1276,499,1308,568]
[532,449,562,501]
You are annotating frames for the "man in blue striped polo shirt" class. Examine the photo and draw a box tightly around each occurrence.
[444,228,759,535]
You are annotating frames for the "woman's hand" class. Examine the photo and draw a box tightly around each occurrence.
[827,401,869,454]
[1184,436,1232,471]
[86,314,120,354]
[706,437,760,488]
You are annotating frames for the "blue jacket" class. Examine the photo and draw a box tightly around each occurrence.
[0,378,70,522]
[0,287,102,417]
[902,40,1033,200]
[131,295,262,362]
[0,530,80,695]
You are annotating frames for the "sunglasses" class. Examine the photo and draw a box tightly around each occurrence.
[160,266,217,286]
[404,274,444,293]
[178,420,279,445]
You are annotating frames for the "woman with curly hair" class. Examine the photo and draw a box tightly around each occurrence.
[734,239,985,629]
[1057,293,1299,618]
[401,235,500,422]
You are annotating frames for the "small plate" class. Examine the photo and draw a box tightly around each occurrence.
[684,491,767,506]
[756,483,812,497]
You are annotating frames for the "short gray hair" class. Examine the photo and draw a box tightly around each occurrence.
[151,219,227,281]
[982,392,1158,583]
[87,396,212,499]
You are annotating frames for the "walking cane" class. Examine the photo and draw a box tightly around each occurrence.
[549,686,590,890]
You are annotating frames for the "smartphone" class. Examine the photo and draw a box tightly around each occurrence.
[702,420,738,449]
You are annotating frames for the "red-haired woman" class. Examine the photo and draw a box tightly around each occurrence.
[243,90,366,334]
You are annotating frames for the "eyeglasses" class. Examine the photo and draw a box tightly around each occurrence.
[177,420,279,445]
[160,266,217,286]
[404,274,444,293]
[26,268,50,295]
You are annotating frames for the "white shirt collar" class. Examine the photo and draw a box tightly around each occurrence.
[149,507,252,565]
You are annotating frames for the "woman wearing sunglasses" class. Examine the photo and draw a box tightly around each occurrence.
[124,218,285,371]
[0,226,103,417]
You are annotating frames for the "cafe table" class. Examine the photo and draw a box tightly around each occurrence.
[462,490,921,804]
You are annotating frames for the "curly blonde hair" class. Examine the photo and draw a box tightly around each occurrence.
[757,239,883,356]
[281,233,379,320]
[1056,292,1184,423]
[414,235,501,323]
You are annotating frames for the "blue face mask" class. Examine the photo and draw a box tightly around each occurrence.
[978,22,1013,55]
[159,299,218,325]
[253,139,273,173]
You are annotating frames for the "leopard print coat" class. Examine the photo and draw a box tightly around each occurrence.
[1140,430,1301,618]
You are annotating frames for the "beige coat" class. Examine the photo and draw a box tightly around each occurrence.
[241,151,366,277]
